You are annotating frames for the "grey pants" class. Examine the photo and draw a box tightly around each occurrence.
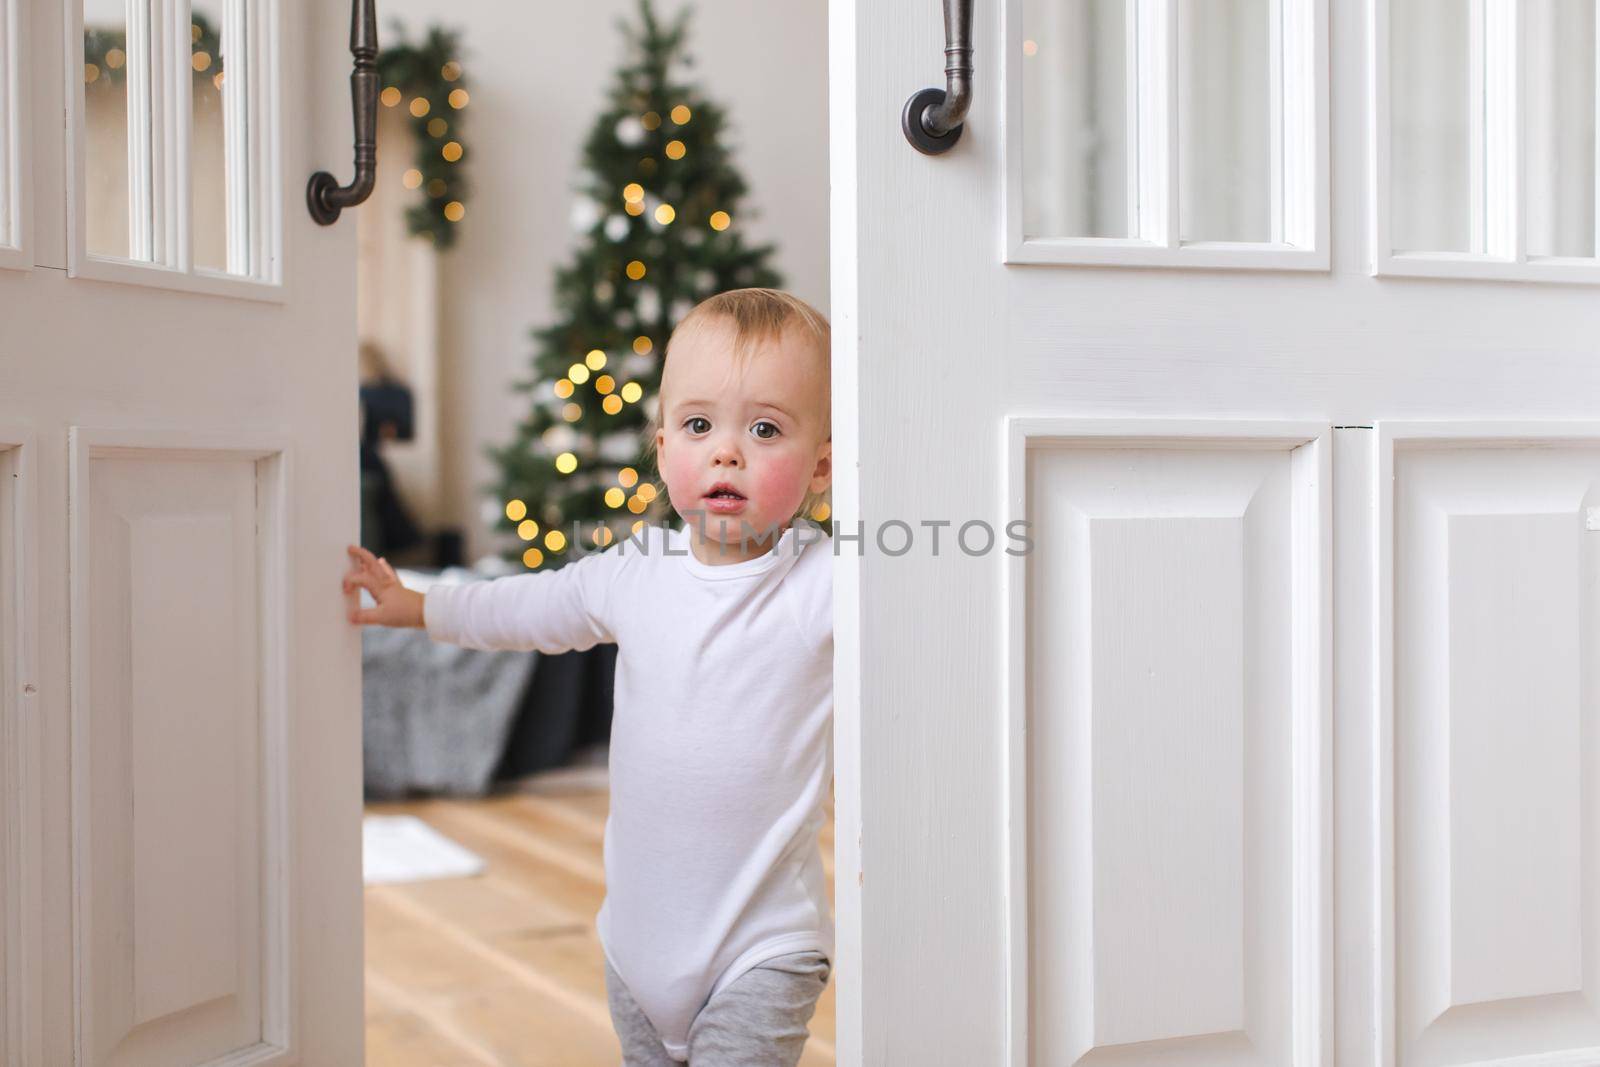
[605,951,831,1066]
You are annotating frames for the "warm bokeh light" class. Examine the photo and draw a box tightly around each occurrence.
[441,60,462,81]
[444,201,466,222]
[637,483,658,503]
[605,487,626,509]
[627,495,648,514]
[554,379,575,398]
[665,140,686,160]
[105,48,125,69]
[626,260,647,280]
[568,363,591,384]
[442,141,463,162]
[602,395,623,415]
[586,349,607,370]
[595,375,615,394]
[409,97,430,117]
[623,182,645,203]
[632,519,647,535]
[620,382,643,404]
[192,51,212,72]
[654,204,676,224]
[562,402,582,421]
[625,201,645,217]
[505,499,527,522]
[381,86,401,107]
[709,211,731,231]
[402,169,423,189]
[449,88,469,109]
[633,336,653,355]
[523,547,544,568]
[641,111,661,130]
[544,529,568,551]
[671,104,691,124]
[84,63,100,84]
[619,468,639,488]
[428,117,447,137]
[555,452,578,474]
[594,526,615,547]
[811,502,831,522]
[517,519,539,540]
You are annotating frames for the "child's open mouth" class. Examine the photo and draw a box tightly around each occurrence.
[703,484,747,512]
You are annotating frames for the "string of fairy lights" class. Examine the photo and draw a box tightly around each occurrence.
[377,28,472,247]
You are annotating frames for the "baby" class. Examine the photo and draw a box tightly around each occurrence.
[344,288,835,1066]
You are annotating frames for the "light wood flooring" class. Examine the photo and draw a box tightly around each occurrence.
[364,786,836,1066]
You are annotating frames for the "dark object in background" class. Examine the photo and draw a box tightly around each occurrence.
[432,527,465,569]
[493,643,617,782]
[361,626,616,799]
[358,353,423,556]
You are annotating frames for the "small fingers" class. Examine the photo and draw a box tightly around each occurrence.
[347,544,381,570]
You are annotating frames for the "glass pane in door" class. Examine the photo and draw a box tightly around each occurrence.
[1021,0,1131,238]
[1524,0,1596,259]
[1176,0,1273,243]
[83,0,135,260]
[191,0,234,273]
[1389,0,1474,253]
[0,0,12,251]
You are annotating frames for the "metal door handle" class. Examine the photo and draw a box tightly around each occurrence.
[902,0,973,155]
[307,0,378,224]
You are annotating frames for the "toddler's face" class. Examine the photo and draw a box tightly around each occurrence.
[654,317,831,558]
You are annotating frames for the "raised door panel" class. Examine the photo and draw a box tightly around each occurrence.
[1006,421,1331,1067]
[70,432,292,1067]
[1385,427,1600,1067]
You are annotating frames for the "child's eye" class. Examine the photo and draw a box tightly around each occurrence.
[751,420,780,440]
[684,416,711,434]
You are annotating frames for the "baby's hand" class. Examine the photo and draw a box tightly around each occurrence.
[343,545,426,628]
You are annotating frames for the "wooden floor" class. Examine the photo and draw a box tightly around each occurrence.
[364,787,836,1066]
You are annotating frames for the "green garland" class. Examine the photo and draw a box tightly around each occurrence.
[377,24,472,249]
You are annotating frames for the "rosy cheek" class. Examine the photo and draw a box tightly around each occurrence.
[752,453,808,514]
[661,448,699,505]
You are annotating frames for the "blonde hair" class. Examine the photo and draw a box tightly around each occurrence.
[643,288,832,527]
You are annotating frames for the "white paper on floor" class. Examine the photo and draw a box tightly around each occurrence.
[363,814,486,886]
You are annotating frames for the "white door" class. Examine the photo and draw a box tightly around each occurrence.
[0,0,363,1060]
[834,0,1600,1064]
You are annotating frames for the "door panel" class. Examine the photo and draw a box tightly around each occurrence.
[1382,427,1600,1066]
[72,437,284,1067]
[1,432,41,1067]
[1008,423,1331,1067]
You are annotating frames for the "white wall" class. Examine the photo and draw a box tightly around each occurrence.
[368,0,830,563]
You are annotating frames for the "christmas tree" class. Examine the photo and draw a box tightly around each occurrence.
[485,0,784,571]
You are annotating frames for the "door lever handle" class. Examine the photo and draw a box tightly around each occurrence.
[902,0,973,155]
[307,0,378,224]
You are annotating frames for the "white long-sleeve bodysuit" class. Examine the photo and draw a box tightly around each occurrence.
[422,520,833,1061]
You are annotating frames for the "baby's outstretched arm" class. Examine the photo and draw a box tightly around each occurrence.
[343,544,424,628]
